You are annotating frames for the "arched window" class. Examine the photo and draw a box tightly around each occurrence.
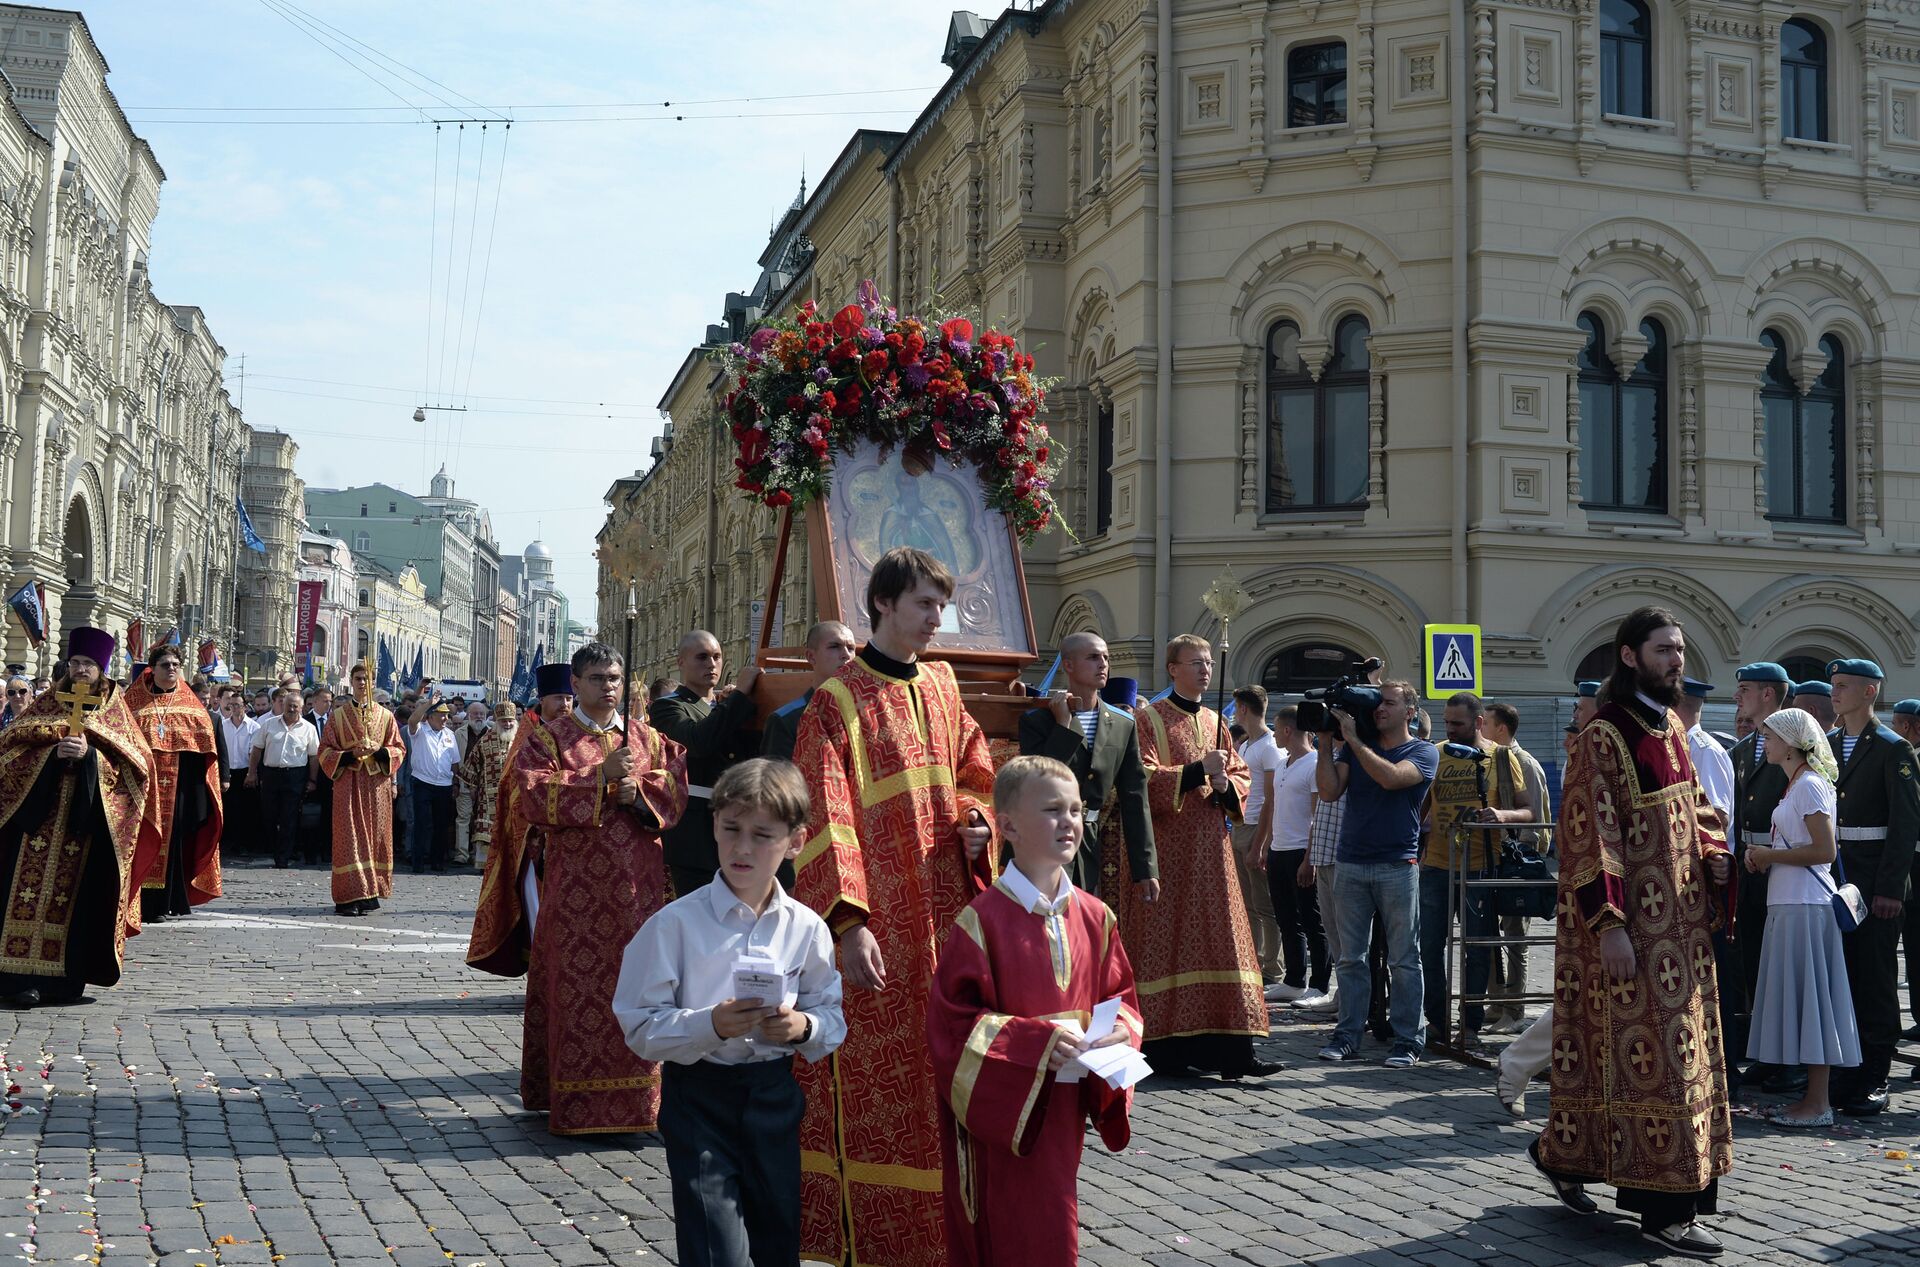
[1577,312,1668,513]
[1574,643,1616,684]
[1287,41,1348,127]
[1265,316,1370,512]
[1261,641,1366,697]
[1761,330,1845,524]
[1600,0,1654,118]
[1782,18,1829,142]
[1093,399,1114,536]
[1778,653,1830,687]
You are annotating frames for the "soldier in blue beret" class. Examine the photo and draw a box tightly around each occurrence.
[1823,659,1919,1115]
[1898,700,1920,1045]
[1727,662,1796,1093]
[1788,679,1834,731]
[1573,680,1601,730]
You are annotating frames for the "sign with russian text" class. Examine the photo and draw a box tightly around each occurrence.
[294,581,324,673]
[1424,623,1482,697]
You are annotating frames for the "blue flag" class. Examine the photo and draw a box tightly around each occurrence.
[6,581,46,647]
[236,496,267,554]
[1036,652,1062,695]
[508,647,529,706]
[409,645,424,689]
[1147,684,1174,703]
[376,637,395,693]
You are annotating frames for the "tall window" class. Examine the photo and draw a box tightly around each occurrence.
[1093,400,1114,536]
[1287,42,1348,127]
[1782,18,1829,142]
[1762,330,1845,523]
[1600,0,1654,118]
[1265,316,1369,512]
[1577,312,1668,513]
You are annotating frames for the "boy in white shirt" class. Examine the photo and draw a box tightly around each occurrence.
[1232,686,1286,991]
[613,758,844,1267]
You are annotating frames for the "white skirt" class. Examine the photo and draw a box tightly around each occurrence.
[1745,902,1861,1068]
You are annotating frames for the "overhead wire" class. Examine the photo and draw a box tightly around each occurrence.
[119,107,921,127]
[253,0,429,122]
[236,372,647,409]
[120,86,941,113]
[422,122,441,489]
[454,122,512,475]
[244,384,648,420]
[266,0,509,122]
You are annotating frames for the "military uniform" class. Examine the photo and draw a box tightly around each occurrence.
[1017,697,1156,898]
[647,685,758,898]
[1824,715,1920,1111]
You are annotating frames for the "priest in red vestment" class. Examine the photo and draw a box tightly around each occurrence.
[791,546,997,1267]
[1530,607,1735,1260]
[467,663,573,976]
[513,643,686,1135]
[125,643,223,923]
[929,755,1141,1267]
[318,663,406,916]
[0,627,156,1008]
[1105,634,1272,1078]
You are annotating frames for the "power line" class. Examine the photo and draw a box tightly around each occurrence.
[422,123,441,489]
[234,372,651,409]
[120,107,921,127]
[456,122,512,472]
[254,0,428,122]
[266,0,509,122]
[244,383,650,420]
[119,86,939,113]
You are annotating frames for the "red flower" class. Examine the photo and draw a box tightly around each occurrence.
[1034,445,1050,463]
[861,350,890,381]
[940,317,973,345]
[767,489,793,508]
[931,421,953,451]
[832,305,866,339]
[738,426,769,467]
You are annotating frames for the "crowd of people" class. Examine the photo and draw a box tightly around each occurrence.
[2,558,1917,1265]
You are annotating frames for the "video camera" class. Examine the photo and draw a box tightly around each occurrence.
[1294,657,1386,744]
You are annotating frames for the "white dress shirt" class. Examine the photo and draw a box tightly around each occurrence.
[251,714,319,769]
[407,723,461,786]
[613,874,845,1067]
[1687,724,1735,817]
[221,715,261,771]
[999,861,1072,913]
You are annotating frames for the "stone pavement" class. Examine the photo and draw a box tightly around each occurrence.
[0,864,1915,1266]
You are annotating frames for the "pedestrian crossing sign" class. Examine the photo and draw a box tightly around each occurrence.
[1424,624,1482,697]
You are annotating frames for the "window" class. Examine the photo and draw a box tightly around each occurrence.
[1261,641,1366,697]
[359,503,367,517]
[353,532,370,553]
[1599,0,1653,118]
[1779,653,1830,686]
[1782,18,1829,142]
[1574,643,1616,684]
[1577,312,1667,513]
[357,630,371,661]
[1265,316,1369,513]
[1286,41,1347,127]
[1761,330,1845,524]
[1093,401,1114,536]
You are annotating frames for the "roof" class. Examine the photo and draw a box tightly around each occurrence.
[884,0,1069,174]
[524,540,552,560]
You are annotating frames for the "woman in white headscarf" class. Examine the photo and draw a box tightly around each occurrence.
[1744,706,1860,1127]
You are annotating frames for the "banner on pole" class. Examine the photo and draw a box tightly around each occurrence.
[294,581,324,676]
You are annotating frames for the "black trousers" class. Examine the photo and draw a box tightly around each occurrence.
[1839,907,1904,1090]
[409,783,454,870]
[259,767,307,867]
[660,1059,804,1267]
[1267,848,1329,991]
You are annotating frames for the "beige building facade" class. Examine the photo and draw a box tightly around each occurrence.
[0,7,256,677]
[235,428,304,680]
[606,0,1920,704]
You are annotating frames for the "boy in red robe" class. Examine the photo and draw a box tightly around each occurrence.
[929,755,1142,1266]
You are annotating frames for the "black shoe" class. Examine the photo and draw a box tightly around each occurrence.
[1909,1064,1920,1082]
[1837,1084,1890,1117]
[1744,1061,1782,1084]
[145,911,166,924]
[333,903,366,917]
[1219,1059,1286,1080]
[411,866,425,875]
[274,860,291,869]
[359,898,380,913]
[1763,1066,1809,1095]
[1527,1139,1598,1215]
[1643,1220,1724,1259]
[5,989,39,1010]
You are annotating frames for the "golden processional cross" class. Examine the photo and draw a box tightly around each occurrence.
[53,681,103,737]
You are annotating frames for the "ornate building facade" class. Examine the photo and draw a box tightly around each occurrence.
[0,7,255,677]
[235,427,303,680]
[295,528,356,687]
[606,0,1920,703]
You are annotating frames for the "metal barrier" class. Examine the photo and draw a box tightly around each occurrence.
[1426,818,1561,1070]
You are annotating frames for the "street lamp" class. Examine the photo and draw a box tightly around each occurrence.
[1200,567,1252,728]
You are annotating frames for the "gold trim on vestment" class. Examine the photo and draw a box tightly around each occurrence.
[1136,967,1264,997]
[843,1159,943,1192]
[950,1012,1009,1126]
[953,905,984,950]
[799,821,860,872]
[1010,1029,1059,1158]
[552,1074,660,1093]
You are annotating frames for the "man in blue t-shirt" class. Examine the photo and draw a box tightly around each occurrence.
[1311,679,1438,1066]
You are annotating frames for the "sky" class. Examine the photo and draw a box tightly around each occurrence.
[77,0,963,625]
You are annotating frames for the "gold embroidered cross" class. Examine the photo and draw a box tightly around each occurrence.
[54,681,102,736]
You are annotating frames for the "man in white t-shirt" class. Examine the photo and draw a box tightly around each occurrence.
[248,687,320,868]
[1267,704,1330,1006]
[1676,677,1735,818]
[1232,686,1285,990]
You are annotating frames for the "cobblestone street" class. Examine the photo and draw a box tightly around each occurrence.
[0,865,1914,1267]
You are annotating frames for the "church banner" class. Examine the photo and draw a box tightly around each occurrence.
[294,581,324,674]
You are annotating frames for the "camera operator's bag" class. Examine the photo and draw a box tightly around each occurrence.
[1494,837,1559,919]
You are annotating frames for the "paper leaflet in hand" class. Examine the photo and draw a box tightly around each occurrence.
[1050,996,1151,1089]
[731,955,797,1009]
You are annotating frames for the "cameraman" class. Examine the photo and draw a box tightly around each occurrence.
[1313,680,1439,1067]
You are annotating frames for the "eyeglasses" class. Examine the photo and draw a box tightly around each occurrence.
[5,689,25,697]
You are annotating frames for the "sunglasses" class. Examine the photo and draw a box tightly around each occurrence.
[6,689,25,696]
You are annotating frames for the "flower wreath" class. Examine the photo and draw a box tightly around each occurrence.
[716,279,1062,541]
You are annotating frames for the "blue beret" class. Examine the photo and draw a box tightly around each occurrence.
[1681,677,1712,698]
[1576,680,1601,698]
[1100,677,1138,710]
[1826,657,1885,681]
[1736,662,1791,685]
[534,663,573,697]
[1893,699,1920,718]
[1790,680,1832,698]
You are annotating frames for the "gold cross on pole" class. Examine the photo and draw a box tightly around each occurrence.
[54,681,102,737]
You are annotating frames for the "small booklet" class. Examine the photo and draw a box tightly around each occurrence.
[1051,996,1152,1089]
[730,955,796,1009]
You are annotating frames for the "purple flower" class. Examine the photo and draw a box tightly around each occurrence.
[730,342,747,356]
[814,366,830,384]
[748,327,778,356]
[857,278,883,309]
[901,364,932,392]
[989,350,1007,373]
[861,327,884,347]
[946,336,972,361]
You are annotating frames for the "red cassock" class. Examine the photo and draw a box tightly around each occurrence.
[466,721,538,977]
[511,712,686,1135]
[317,698,406,907]
[928,881,1142,1267]
[791,656,997,1267]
